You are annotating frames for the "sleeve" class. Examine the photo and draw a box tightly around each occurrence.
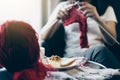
[101,6,117,23]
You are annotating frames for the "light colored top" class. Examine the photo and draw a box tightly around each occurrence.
[43,1,117,57]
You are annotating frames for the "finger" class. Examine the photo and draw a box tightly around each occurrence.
[79,2,86,6]
[59,10,67,19]
[57,10,64,19]
[57,13,61,19]
[83,9,92,16]
[66,6,72,11]
[64,9,69,15]
[80,5,87,11]
[85,13,94,17]
[60,9,68,16]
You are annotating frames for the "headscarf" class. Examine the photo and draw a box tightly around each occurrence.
[0,20,50,80]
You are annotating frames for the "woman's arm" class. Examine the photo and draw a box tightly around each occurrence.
[40,2,62,40]
[96,19,116,45]
[80,2,117,45]
[40,20,60,40]
[40,2,69,40]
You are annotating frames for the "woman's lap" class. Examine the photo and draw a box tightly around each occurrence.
[83,45,120,68]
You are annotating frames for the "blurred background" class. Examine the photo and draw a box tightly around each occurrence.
[0,0,60,34]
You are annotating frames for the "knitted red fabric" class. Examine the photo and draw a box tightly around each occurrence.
[63,6,89,48]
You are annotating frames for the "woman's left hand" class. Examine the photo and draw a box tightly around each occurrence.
[79,2,100,20]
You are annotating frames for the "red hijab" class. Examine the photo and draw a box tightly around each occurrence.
[0,20,50,80]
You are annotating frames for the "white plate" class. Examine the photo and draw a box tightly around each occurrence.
[84,61,106,69]
[47,58,77,70]
[47,58,106,70]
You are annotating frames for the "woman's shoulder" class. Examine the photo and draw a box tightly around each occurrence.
[104,6,115,16]
[104,5,118,16]
[106,6,114,12]
[102,6,117,22]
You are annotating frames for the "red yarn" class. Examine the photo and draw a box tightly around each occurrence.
[13,60,50,80]
[63,6,89,48]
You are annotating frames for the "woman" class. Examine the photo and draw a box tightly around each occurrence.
[0,20,53,80]
[40,0,120,68]
[108,0,120,63]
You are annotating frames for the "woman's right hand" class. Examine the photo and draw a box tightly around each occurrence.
[57,8,69,20]
[57,4,74,20]
[56,2,79,20]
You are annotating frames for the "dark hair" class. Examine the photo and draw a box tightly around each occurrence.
[0,20,49,80]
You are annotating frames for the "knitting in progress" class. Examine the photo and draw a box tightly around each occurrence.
[63,6,89,48]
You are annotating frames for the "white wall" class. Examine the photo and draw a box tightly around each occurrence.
[0,0,60,34]
[0,0,41,33]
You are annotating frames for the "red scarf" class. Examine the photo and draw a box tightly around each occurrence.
[63,6,89,48]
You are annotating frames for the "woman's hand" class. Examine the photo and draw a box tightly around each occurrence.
[57,9,68,19]
[57,5,73,20]
[79,2,100,20]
